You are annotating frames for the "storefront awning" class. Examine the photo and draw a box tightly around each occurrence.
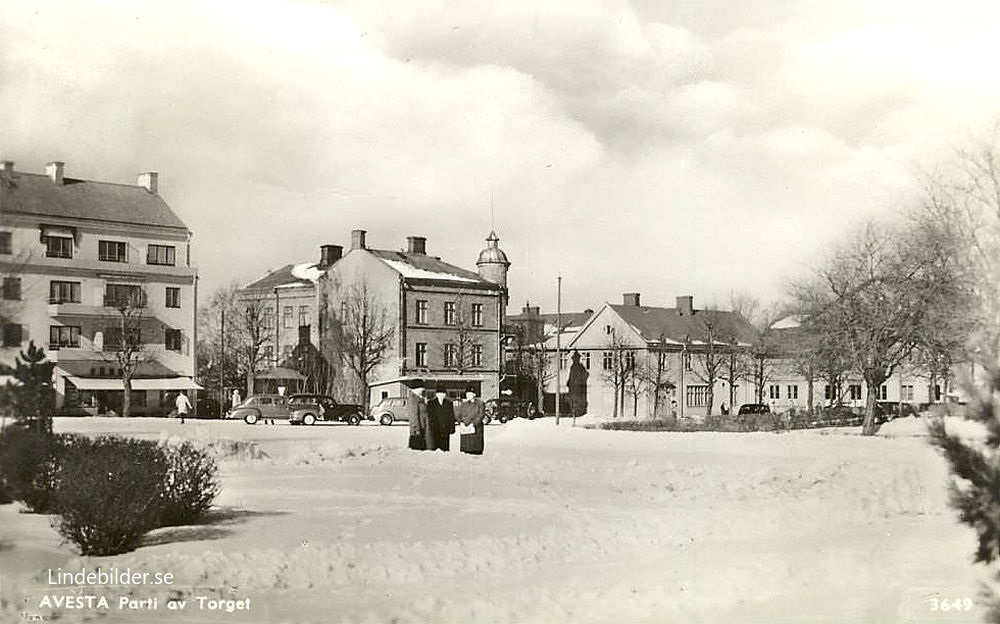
[65,376,202,391]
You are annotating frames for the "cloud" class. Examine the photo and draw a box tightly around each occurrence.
[1,0,999,312]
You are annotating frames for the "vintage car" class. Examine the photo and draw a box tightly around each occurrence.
[228,394,290,425]
[369,395,416,426]
[483,397,533,424]
[287,394,364,426]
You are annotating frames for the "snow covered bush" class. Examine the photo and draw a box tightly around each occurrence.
[52,436,169,556]
[158,440,219,526]
[0,426,62,513]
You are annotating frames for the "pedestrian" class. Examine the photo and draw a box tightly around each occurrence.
[407,379,431,451]
[456,386,485,456]
[720,402,729,416]
[426,384,455,451]
[231,388,242,409]
[175,391,193,424]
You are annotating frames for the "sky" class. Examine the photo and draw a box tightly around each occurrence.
[2,0,999,313]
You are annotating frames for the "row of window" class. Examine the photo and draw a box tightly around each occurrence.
[260,305,311,330]
[1,232,181,266]
[412,342,484,368]
[1,278,182,309]
[413,300,485,327]
[2,323,183,351]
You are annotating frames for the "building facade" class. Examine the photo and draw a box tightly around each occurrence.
[0,161,199,415]
[317,229,508,406]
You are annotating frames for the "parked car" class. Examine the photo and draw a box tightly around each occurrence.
[874,401,920,423]
[288,394,364,426]
[484,397,531,424]
[228,394,290,424]
[737,403,771,416]
[735,403,773,430]
[369,395,419,425]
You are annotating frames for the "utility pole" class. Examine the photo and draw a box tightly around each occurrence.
[220,307,226,414]
[555,275,562,426]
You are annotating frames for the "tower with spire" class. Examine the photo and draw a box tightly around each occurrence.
[477,230,510,312]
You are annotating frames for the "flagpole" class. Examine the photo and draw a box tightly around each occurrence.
[556,275,561,426]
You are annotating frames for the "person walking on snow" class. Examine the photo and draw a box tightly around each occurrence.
[175,391,193,424]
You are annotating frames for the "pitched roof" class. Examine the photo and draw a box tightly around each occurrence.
[242,262,320,291]
[506,311,593,329]
[368,249,498,290]
[604,304,758,345]
[0,172,188,230]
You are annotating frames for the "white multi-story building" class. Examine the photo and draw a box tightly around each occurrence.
[0,161,199,415]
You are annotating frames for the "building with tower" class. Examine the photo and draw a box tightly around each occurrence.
[311,229,509,407]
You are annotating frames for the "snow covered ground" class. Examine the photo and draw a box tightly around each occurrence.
[0,416,989,623]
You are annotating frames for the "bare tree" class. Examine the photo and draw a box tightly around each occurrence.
[442,292,482,375]
[791,219,965,435]
[636,337,673,419]
[105,285,150,418]
[328,281,395,414]
[690,308,730,417]
[601,331,634,418]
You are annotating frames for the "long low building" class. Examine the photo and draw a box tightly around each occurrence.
[0,161,200,415]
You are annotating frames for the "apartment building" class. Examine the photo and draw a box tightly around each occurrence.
[0,161,198,415]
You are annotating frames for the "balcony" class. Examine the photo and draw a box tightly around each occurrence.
[103,294,148,309]
[48,301,109,317]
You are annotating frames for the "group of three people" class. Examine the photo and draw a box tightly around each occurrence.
[406,380,486,455]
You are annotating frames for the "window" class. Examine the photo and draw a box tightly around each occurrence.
[98,240,127,262]
[283,306,294,329]
[769,384,780,400]
[415,342,427,367]
[104,284,145,308]
[683,352,692,371]
[582,352,591,370]
[934,384,942,401]
[444,343,457,367]
[444,302,456,325]
[686,385,709,407]
[605,324,612,335]
[472,303,483,327]
[45,236,73,259]
[340,301,348,320]
[165,287,181,308]
[299,305,309,327]
[165,328,182,352]
[879,385,888,400]
[416,300,428,324]
[849,384,862,401]
[559,353,568,370]
[901,385,914,401]
[472,344,483,367]
[787,385,798,400]
[2,277,21,300]
[49,325,80,349]
[824,384,832,400]
[262,306,274,329]
[602,351,613,371]
[0,231,11,255]
[625,351,636,370]
[282,344,293,358]
[49,281,81,304]
[104,325,140,351]
[263,345,274,361]
[3,323,23,347]
[146,244,176,266]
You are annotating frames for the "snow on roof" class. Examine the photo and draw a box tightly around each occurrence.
[380,258,480,283]
[290,263,322,283]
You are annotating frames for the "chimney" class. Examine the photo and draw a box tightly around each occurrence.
[350,229,367,251]
[137,171,158,194]
[623,292,641,307]
[676,295,694,316]
[319,244,343,268]
[46,161,65,185]
[1,161,12,177]
[406,236,426,255]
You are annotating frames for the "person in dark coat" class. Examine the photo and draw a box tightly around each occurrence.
[426,384,455,451]
[456,386,486,455]
[407,380,432,451]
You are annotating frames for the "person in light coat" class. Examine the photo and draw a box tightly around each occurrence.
[456,386,486,455]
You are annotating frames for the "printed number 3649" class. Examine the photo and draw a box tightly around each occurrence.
[929,598,973,612]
